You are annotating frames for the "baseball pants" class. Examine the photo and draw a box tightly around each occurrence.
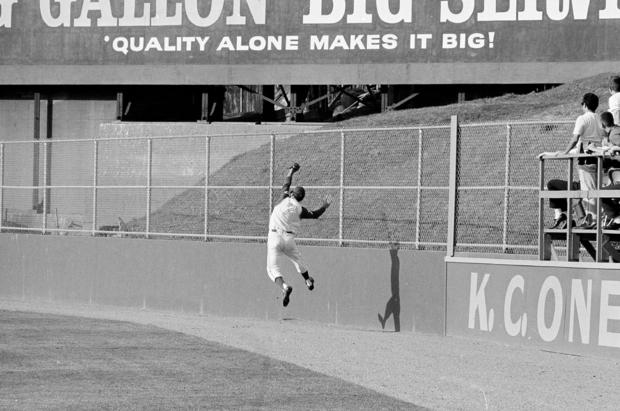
[266,231,308,282]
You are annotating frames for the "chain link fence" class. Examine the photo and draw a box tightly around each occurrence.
[454,121,573,254]
[0,120,576,254]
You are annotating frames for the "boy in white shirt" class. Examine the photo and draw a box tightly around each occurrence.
[546,93,606,229]
[608,76,620,125]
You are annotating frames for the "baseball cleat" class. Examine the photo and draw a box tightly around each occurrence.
[282,285,293,307]
[305,277,314,291]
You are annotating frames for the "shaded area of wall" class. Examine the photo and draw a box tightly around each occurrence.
[446,257,620,357]
[0,234,446,334]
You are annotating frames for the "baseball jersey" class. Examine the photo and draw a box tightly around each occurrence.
[270,197,302,234]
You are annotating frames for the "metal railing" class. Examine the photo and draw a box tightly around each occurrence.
[0,118,577,253]
[538,153,620,262]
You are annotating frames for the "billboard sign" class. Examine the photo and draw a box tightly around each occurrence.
[1,0,620,84]
[446,257,620,357]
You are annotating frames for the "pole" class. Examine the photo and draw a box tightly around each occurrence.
[447,115,459,257]
[502,124,511,252]
[92,140,98,235]
[339,131,345,246]
[204,136,210,240]
[145,139,152,238]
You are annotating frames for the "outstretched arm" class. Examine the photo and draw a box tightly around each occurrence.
[300,196,332,219]
[281,163,300,198]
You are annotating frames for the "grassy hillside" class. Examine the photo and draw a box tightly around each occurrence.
[334,73,615,127]
[130,73,616,251]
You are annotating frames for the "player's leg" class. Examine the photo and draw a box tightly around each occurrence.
[282,237,315,291]
[267,233,293,306]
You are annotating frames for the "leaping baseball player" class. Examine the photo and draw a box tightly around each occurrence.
[267,162,331,307]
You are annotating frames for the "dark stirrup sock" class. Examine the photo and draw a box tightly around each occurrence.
[301,271,310,281]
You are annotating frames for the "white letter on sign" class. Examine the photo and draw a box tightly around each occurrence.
[186,0,224,27]
[0,0,18,28]
[118,0,151,26]
[518,0,543,20]
[73,0,117,27]
[151,0,182,26]
[598,281,620,348]
[468,272,494,331]
[376,0,412,23]
[226,0,266,25]
[440,0,475,23]
[303,0,346,24]
[504,275,525,337]
[40,0,78,27]
[347,0,372,23]
[537,276,563,342]
[600,0,620,19]
[478,0,517,21]
[546,0,591,21]
[568,279,592,344]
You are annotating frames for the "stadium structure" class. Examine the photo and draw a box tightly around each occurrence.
[1,0,620,361]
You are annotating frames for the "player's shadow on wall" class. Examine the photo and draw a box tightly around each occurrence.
[378,242,400,332]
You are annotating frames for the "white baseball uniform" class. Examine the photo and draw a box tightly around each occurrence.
[266,173,328,282]
[266,196,308,282]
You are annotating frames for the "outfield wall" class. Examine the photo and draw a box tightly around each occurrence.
[446,257,620,357]
[0,234,446,334]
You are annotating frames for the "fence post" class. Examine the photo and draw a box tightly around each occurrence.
[42,141,48,234]
[339,131,345,246]
[502,124,511,253]
[538,158,545,260]
[566,158,575,260]
[447,115,459,257]
[415,129,423,249]
[92,140,98,236]
[145,139,152,239]
[204,136,210,241]
[0,143,3,233]
[269,134,275,215]
[595,156,603,261]
[33,93,40,210]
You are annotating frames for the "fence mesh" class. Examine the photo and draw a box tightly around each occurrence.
[454,121,573,254]
[0,121,581,254]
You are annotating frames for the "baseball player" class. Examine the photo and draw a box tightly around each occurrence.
[267,162,331,307]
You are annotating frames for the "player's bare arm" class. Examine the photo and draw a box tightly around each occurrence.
[300,196,332,219]
[281,162,300,198]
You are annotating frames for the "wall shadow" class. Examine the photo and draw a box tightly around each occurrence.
[378,242,400,332]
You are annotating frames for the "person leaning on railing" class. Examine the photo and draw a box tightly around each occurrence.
[584,111,620,229]
[540,92,607,230]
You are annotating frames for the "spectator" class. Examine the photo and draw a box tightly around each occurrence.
[600,112,620,158]
[600,183,620,229]
[544,93,606,229]
[608,76,620,125]
[600,111,620,229]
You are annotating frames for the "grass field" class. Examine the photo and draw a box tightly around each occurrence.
[0,310,420,410]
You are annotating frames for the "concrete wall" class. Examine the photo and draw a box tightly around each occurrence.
[0,234,446,334]
[446,257,620,357]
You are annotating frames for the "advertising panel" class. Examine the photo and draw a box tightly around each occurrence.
[1,0,620,84]
[446,257,620,357]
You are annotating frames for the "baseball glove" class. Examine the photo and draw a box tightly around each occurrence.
[291,162,301,172]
